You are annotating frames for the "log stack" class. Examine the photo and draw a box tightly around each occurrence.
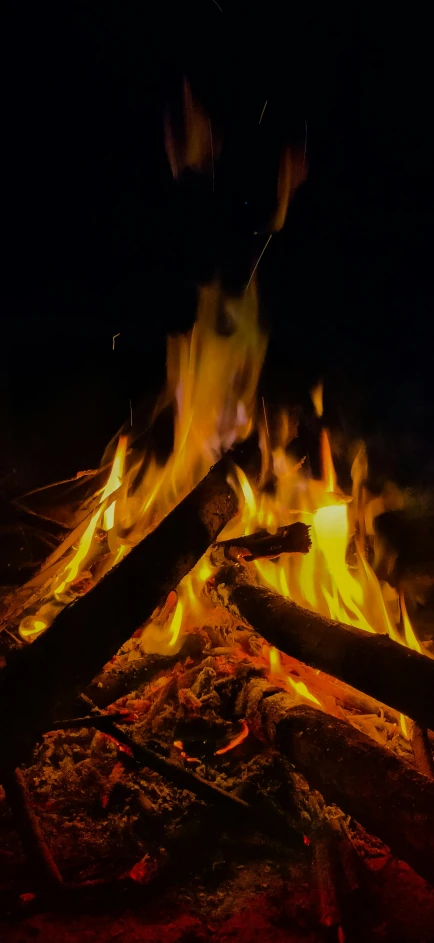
[1,477,434,916]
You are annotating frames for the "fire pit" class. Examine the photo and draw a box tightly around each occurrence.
[1,285,434,942]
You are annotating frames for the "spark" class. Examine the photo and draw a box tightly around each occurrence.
[258,100,268,124]
[211,0,223,10]
[112,333,120,350]
[129,398,133,428]
[209,118,215,192]
[245,234,272,290]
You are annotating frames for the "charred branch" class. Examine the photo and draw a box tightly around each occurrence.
[263,695,434,883]
[215,522,311,561]
[0,459,237,766]
[215,563,434,730]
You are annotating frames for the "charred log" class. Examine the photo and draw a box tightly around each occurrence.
[238,679,434,884]
[272,703,434,885]
[215,522,311,561]
[215,563,434,730]
[0,459,237,766]
[84,630,207,709]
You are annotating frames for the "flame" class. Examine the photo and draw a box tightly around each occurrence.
[311,382,323,418]
[320,430,337,494]
[168,597,184,648]
[52,435,128,599]
[401,593,421,653]
[143,551,216,654]
[16,283,424,744]
[19,285,265,642]
[220,409,423,709]
[269,646,321,706]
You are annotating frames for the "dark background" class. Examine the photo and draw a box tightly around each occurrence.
[2,3,434,493]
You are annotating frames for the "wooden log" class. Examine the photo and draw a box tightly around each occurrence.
[237,678,434,883]
[0,459,237,765]
[215,563,434,730]
[268,701,434,884]
[84,630,208,709]
[215,522,311,561]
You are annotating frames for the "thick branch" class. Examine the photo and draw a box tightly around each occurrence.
[215,522,311,561]
[239,678,434,883]
[272,703,434,884]
[216,563,434,729]
[0,459,237,764]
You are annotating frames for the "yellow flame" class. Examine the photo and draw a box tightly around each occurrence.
[168,597,184,648]
[401,593,421,653]
[311,382,323,418]
[20,285,265,641]
[221,400,423,700]
[54,436,128,598]
[17,286,425,717]
[19,618,47,640]
[320,429,337,494]
[102,436,128,531]
[268,646,321,706]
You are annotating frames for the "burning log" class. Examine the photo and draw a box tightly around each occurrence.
[0,460,237,765]
[215,563,434,730]
[85,631,207,709]
[214,522,311,561]
[239,679,434,884]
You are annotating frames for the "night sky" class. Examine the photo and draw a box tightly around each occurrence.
[2,4,434,491]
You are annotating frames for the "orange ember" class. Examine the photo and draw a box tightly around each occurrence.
[215,721,250,755]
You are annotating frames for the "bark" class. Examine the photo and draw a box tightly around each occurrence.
[216,563,434,729]
[215,522,311,561]
[238,677,434,883]
[0,459,237,765]
[269,701,434,884]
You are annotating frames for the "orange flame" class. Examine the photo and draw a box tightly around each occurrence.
[20,285,265,643]
[220,405,423,707]
[269,646,321,706]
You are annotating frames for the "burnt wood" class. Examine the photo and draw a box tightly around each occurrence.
[0,459,237,765]
[215,521,311,561]
[269,701,434,884]
[216,563,434,729]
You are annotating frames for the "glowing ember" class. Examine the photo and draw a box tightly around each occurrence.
[215,720,249,755]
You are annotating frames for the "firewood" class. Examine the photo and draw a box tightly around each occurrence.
[257,691,434,883]
[0,459,237,766]
[214,521,311,561]
[215,563,434,730]
[85,630,207,709]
